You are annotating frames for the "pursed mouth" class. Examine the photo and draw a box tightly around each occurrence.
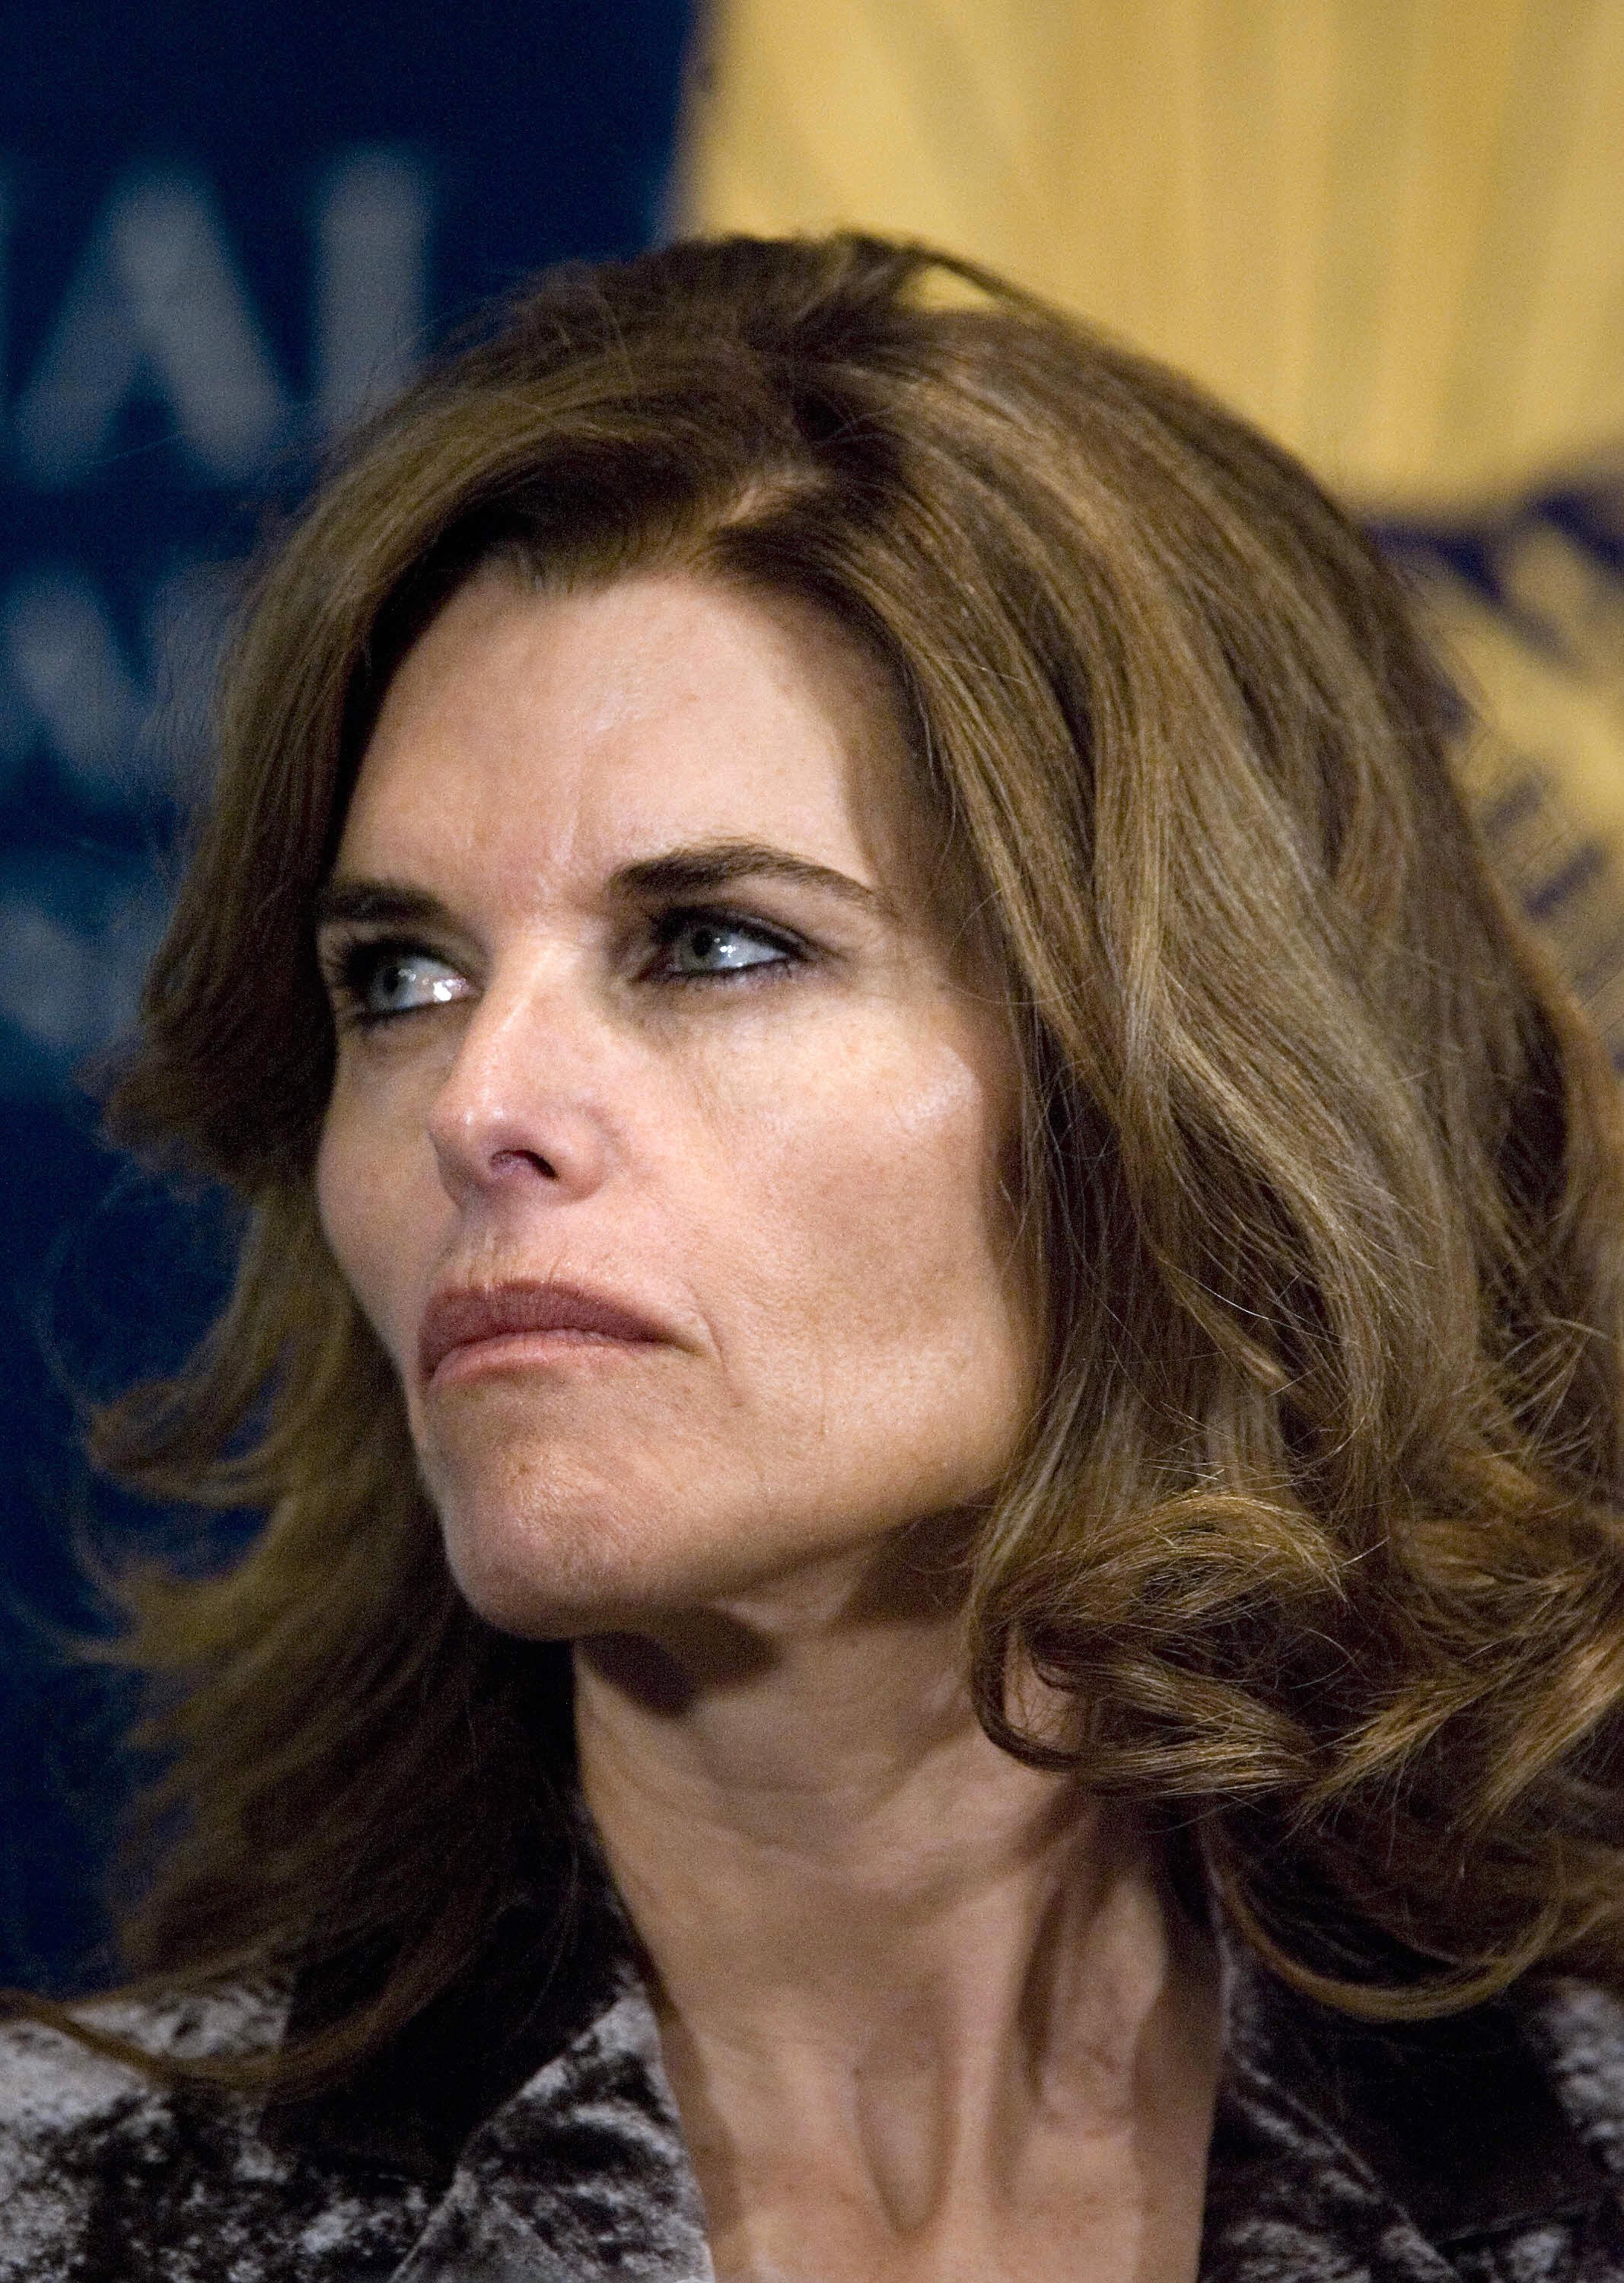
[418,1281,671,1383]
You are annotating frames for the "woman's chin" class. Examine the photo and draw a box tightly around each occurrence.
[435,1490,773,1641]
[431,1472,916,1643]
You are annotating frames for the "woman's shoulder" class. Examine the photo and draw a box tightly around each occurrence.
[0,1979,285,2129]
[1523,1974,1624,2176]
[0,1984,333,2283]
[0,1976,284,2097]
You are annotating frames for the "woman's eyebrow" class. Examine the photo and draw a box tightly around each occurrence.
[611,841,893,917]
[314,879,452,932]
[313,845,893,934]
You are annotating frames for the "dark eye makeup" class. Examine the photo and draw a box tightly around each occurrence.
[645,906,807,983]
[320,903,810,1032]
[321,938,467,1030]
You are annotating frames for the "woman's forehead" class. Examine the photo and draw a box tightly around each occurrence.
[339,564,928,908]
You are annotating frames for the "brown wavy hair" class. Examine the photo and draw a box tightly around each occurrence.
[33,231,1624,2089]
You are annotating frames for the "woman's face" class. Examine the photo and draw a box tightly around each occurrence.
[316,565,1036,1636]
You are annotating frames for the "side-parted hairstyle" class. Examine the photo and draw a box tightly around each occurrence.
[42,233,1624,2089]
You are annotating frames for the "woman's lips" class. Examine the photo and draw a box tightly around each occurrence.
[418,1281,671,1386]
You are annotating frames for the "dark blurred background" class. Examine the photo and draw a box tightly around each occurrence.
[0,0,694,1990]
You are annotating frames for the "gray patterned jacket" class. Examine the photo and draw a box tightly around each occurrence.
[3,1836,1624,2283]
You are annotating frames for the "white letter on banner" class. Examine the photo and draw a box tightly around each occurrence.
[0,571,145,805]
[314,148,432,433]
[14,173,288,486]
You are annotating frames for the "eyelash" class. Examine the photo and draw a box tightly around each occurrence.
[647,906,807,986]
[323,938,440,1033]
[323,906,809,1032]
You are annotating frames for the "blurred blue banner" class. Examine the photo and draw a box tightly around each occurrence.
[0,0,693,1988]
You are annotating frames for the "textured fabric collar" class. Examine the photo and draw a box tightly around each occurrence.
[1201,1928,1621,2281]
[9,1823,1623,2281]
[260,1831,1624,2283]
[387,1982,714,2282]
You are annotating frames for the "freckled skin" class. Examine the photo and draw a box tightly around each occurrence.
[315,566,1037,1638]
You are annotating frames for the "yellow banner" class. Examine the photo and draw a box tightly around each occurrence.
[681,0,1624,1059]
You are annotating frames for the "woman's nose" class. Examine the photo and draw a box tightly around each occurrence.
[425,965,616,1209]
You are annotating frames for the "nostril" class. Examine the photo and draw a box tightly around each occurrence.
[489,1146,559,1180]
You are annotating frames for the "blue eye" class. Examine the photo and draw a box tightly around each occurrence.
[656,912,798,980]
[335,941,469,1024]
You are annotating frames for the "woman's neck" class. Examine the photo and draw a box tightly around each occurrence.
[573,1558,1220,2282]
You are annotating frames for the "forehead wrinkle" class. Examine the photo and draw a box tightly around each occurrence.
[346,566,935,933]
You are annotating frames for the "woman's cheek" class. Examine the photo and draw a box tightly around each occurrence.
[315,1095,416,1369]
[732,1026,1014,1344]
